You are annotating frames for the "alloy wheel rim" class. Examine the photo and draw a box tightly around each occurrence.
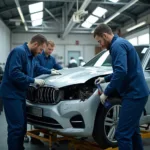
[104,104,121,143]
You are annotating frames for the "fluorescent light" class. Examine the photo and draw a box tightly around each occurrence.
[91,12,120,33]
[86,15,99,24]
[25,25,28,31]
[92,7,107,18]
[109,0,119,3]
[81,21,92,28]
[104,12,120,24]
[17,7,25,23]
[91,0,138,33]
[30,11,43,21]
[32,19,43,26]
[29,2,43,13]
[81,15,98,29]
[126,21,146,32]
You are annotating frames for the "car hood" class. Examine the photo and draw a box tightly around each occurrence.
[36,66,112,88]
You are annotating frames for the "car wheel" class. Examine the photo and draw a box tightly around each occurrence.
[93,97,121,149]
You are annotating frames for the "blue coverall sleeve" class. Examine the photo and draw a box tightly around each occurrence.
[34,55,51,77]
[9,49,34,85]
[34,62,51,76]
[53,58,63,70]
[104,44,127,96]
[104,73,113,82]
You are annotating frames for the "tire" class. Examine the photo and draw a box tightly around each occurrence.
[92,97,121,149]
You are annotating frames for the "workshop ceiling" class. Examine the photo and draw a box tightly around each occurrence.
[0,0,150,37]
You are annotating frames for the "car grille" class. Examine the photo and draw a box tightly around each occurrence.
[26,86,60,104]
[27,114,63,129]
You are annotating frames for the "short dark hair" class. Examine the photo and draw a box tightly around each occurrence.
[93,24,113,38]
[30,34,47,45]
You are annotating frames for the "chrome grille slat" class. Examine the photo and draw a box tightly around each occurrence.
[46,88,49,102]
[37,88,40,102]
[49,88,52,103]
[41,88,44,102]
[46,88,51,102]
[50,88,54,103]
[27,86,59,104]
[52,88,54,103]
[44,88,46,103]
[47,87,50,103]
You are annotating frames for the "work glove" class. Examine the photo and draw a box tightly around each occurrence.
[100,93,108,104]
[51,69,61,75]
[34,79,45,86]
[94,77,105,85]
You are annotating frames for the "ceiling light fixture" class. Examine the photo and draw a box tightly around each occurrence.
[25,25,28,31]
[32,19,43,27]
[86,15,99,24]
[30,11,43,21]
[29,2,43,14]
[126,21,146,32]
[17,7,25,23]
[109,0,119,3]
[81,21,92,28]
[92,0,139,33]
[92,7,107,18]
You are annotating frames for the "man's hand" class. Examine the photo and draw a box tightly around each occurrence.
[95,77,105,85]
[34,79,45,86]
[100,93,108,104]
[51,69,61,75]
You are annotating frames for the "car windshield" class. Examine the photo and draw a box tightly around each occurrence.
[84,45,149,67]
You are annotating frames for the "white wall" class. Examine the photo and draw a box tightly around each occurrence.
[126,28,149,40]
[11,33,97,66]
[125,28,150,45]
[0,19,11,69]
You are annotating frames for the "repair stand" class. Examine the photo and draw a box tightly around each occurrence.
[26,129,150,150]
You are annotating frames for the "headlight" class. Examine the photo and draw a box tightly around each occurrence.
[62,84,96,101]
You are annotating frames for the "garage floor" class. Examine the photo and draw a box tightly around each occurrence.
[1,112,150,150]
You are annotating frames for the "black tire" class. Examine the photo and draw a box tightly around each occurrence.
[93,97,121,149]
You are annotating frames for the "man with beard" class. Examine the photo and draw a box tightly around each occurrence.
[94,24,149,150]
[0,34,51,150]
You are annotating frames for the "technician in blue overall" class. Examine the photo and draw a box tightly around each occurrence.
[34,40,62,77]
[94,24,149,150]
[0,34,52,150]
[30,40,62,145]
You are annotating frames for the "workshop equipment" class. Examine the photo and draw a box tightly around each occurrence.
[26,128,150,150]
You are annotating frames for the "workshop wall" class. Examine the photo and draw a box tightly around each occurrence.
[0,19,11,70]
[125,27,150,45]
[11,33,97,67]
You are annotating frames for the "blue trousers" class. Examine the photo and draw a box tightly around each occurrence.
[2,98,27,150]
[115,96,148,150]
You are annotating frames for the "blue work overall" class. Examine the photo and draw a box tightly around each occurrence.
[34,51,62,77]
[104,35,149,150]
[0,43,50,150]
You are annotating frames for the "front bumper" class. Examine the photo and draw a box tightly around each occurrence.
[26,90,100,137]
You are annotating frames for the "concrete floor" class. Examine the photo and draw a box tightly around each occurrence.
[1,112,150,150]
